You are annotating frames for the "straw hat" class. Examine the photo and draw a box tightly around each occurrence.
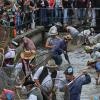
[47,59,58,68]
[21,50,36,60]
[64,35,73,40]
[84,46,93,53]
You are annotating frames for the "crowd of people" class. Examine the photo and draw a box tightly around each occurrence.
[0,0,99,35]
[0,0,100,100]
[0,19,100,100]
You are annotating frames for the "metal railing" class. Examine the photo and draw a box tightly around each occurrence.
[34,8,100,27]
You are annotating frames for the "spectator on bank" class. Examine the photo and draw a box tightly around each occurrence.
[75,0,89,24]
[24,0,35,30]
[87,0,96,27]
[0,0,4,16]
[55,0,63,23]
[48,0,55,25]
[37,0,49,26]
[62,0,72,24]
[15,4,22,34]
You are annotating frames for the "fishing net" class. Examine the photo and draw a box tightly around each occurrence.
[41,78,70,100]
[0,68,14,93]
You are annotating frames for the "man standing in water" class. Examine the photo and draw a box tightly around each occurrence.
[59,66,91,100]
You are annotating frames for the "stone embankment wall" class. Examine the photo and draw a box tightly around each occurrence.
[13,26,45,60]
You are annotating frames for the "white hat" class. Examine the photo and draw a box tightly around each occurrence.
[49,29,58,35]
[5,50,15,59]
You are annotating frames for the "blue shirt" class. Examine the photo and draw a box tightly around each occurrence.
[95,62,100,72]
[60,74,91,100]
[48,38,68,55]
[47,37,62,55]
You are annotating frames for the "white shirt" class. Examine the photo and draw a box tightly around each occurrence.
[14,63,23,76]
[33,66,61,92]
[79,29,91,36]
[27,94,37,100]
[67,26,79,35]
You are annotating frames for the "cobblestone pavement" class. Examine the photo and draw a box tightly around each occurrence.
[58,47,100,100]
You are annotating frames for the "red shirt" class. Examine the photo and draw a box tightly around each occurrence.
[49,0,55,8]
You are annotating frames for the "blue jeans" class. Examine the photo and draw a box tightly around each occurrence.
[96,62,100,72]
[77,8,86,21]
[52,54,62,66]
[40,8,47,25]
[48,8,54,24]
[63,8,69,24]
[55,7,62,22]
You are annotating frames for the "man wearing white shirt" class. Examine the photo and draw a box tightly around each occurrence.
[33,59,61,100]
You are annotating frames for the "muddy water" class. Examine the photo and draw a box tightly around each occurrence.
[14,47,100,100]
[37,47,100,100]
[59,48,100,100]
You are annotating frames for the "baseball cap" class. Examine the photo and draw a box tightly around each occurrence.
[64,66,73,75]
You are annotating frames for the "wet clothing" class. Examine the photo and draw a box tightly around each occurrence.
[47,37,62,65]
[59,74,91,100]
[66,26,79,36]
[66,26,79,45]
[47,37,70,65]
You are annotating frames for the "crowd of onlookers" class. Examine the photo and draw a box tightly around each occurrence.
[0,0,100,35]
